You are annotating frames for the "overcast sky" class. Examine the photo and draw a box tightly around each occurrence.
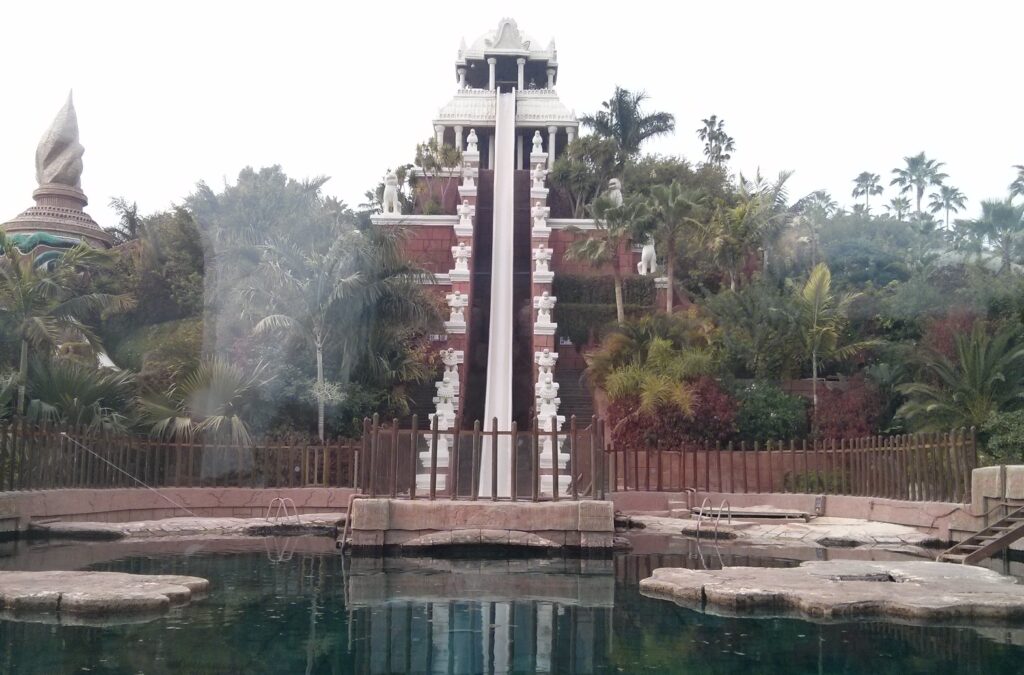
[2,1,1020,229]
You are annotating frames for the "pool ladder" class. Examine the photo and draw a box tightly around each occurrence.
[266,497,301,524]
[694,497,732,540]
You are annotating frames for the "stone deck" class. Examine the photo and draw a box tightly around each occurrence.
[28,513,344,540]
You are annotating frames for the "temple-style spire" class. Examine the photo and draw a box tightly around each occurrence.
[35,91,84,189]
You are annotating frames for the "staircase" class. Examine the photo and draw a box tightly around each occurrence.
[554,363,594,422]
[460,170,494,425]
[937,504,1024,564]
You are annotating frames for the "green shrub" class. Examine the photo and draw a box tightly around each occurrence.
[109,317,202,391]
[734,381,808,441]
[552,275,655,306]
[554,303,648,347]
[982,409,1024,463]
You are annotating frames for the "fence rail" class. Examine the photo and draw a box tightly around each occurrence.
[605,428,977,503]
[0,416,978,504]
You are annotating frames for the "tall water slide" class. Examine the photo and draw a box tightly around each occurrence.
[478,91,516,497]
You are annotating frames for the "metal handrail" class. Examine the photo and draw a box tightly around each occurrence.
[694,497,713,539]
[266,497,301,524]
[715,500,732,539]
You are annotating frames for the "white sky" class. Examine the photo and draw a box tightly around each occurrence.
[2,1,1021,228]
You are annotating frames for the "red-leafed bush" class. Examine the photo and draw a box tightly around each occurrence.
[607,377,738,452]
[921,307,980,360]
[814,375,881,439]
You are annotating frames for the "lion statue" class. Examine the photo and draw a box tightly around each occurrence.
[637,235,657,276]
[382,170,401,215]
[606,178,623,207]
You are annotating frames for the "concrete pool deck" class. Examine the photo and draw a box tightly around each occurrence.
[27,513,345,540]
[641,560,1024,623]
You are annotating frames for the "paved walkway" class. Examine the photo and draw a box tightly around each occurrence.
[30,513,344,540]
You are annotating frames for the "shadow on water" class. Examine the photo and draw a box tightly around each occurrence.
[0,537,1022,673]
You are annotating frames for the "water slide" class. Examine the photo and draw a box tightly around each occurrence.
[479,91,516,497]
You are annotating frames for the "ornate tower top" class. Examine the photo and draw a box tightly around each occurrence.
[2,92,112,248]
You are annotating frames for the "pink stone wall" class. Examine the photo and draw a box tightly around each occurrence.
[401,225,456,274]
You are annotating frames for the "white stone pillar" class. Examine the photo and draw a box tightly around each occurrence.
[457,67,467,88]
[455,125,464,151]
[434,124,445,147]
[546,67,555,89]
[488,134,496,170]
[547,126,558,169]
[487,58,497,90]
[567,127,576,145]
[516,58,525,90]
[516,135,524,170]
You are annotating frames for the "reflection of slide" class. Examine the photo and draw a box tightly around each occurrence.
[346,557,613,674]
[479,91,517,498]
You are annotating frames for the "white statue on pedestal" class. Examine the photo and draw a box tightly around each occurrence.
[531,164,547,189]
[446,291,468,324]
[466,128,478,153]
[533,247,552,274]
[536,379,561,416]
[535,348,558,375]
[606,178,623,207]
[452,242,472,272]
[433,380,457,415]
[382,170,401,215]
[532,204,550,230]
[534,291,556,325]
[531,130,544,155]
[637,235,658,276]
[458,199,473,226]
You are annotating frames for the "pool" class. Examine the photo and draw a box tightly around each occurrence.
[1,535,1022,674]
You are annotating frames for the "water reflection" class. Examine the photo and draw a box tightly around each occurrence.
[344,557,614,674]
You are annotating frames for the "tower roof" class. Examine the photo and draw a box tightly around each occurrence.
[458,18,557,66]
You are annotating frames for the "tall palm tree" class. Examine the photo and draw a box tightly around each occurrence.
[697,115,736,166]
[565,194,650,324]
[705,177,789,290]
[898,324,1024,431]
[648,181,705,313]
[107,197,146,245]
[1009,165,1024,202]
[885,196,912,221]
[928,184,967,229]
[851,172,883,213]
[792,264,874,428]
[0,233,132,412]
[974,198,1024,274]
[580,87,675,163]
[890,152,948,218]
[244,229,363,441]
[26,359,135,432]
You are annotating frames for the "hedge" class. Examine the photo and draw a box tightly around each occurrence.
[554,303,649,347]
[552,275,655,306]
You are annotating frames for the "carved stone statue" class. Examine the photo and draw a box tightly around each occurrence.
[446,291,468,324]
[531,130,544,155]
[36,92,84,188]
[441,348,462,380]
[532,247,552,274]
[531,164,547,189]
[466,128,478,153]
[382,170,401,215]
[535,348,558,373]
[606,178,623,208]
[534,292,556,325]
[452,242,472,272]
[637,235,658,276]
[458,199,473,226]
[531,204,550,230]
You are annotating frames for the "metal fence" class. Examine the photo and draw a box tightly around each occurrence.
[606,428,978,503]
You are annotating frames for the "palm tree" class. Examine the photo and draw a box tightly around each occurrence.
[139,358,272,446]
[851,172,883,213]
[580,87,675,163]
[0,234,133,413]
[1009,165,1024,202]
[890,152,948,218]
[898,324,1024,431]
[648,181,705,313]
[928,184,967,229]
[705,176,789,290]
[885,196,912,221]
[566,194,650,324]
[974,198,1024,274]
[106,197,145,245]
[245,229,363,441]
[793,264,874,427]
[697,115,736,166]
[25,359,135,432]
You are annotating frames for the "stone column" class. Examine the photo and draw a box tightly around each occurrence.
[547,126,558,169]
[457,67,467,88]
[546,67,555,89]
[434,124,445,147]
[516,135,524,170]
[454,125,464,151]
[488,134,496,170]
[487,58,497,90]
[566,127,576,145]
[516,58,525,90]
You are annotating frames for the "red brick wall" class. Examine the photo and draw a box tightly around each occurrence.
[549,230,640,277]
[401,225,455,275]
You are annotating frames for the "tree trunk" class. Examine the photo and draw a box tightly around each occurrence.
[17,338,27,415]
[316,343,325,442]
[613,272,625,324]
[665,237,674,314]
[811,348,818,434]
